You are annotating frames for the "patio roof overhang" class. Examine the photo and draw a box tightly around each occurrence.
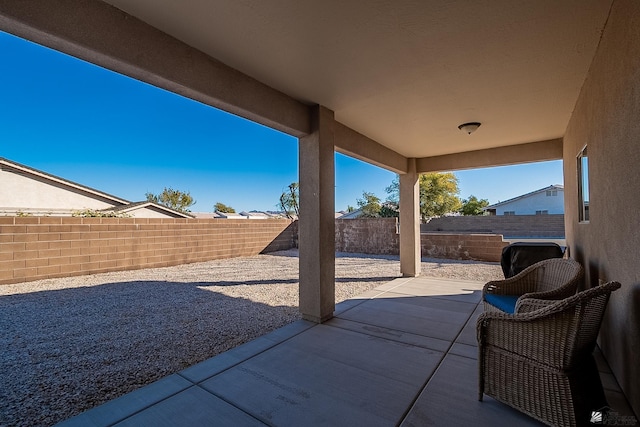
[0,0,610,173]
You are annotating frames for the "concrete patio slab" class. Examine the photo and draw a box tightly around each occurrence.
[325,316,451,352]
[200,324,444,426]
[454,304,484,347]
[58,374,193,427]
[180,320,315,384]
[401,354,543,426]
[449,342,477,359]
[336,295,475,342]
[113,386,266,427]
[55,276,636,427]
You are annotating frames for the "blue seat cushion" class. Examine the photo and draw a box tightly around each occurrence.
[484,294,520,314]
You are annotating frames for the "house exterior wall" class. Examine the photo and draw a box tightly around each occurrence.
[494,190,564,215]
[563,0,640,417]
[0,217,296,285]
[0,167,118,214]
[125,206,182,219]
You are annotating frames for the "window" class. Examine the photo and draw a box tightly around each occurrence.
[504,211,516,216]
[546,190,558,196]
[578,146,589,222]
[536,210,549,215]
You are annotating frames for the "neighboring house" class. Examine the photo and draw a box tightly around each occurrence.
[107,201,193,219]
[214,211,247,219]
[240,211,270,219]
[191,212,223,219]
[0,157,192,218]
[484,185,564,216]
[337,209,363,219]
[192,210,288,220]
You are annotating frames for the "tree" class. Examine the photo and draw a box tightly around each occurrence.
[386,172,462,222]
[214,202,235,213]
[145,187,195,213]
[379,202,399,218]
[279,182,299,219]
[459,195,490,216]
[357,191,382,217]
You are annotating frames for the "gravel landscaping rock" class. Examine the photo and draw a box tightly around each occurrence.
[0,250,502,427]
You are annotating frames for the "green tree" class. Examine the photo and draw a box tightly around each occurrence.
[214,202,235,213]
[357,191,382,217]
[279,182,299,219]
[146,187,196,213]
[459,195,490,216]
[386,172,462,222]
[379,202,399,218]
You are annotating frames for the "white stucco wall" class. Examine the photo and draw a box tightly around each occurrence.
[496,189,564,215]
[0,167,118,213]
[125,206,180,218]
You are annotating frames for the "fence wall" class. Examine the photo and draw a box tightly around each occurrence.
[2,216,514,286]
[335,218,400,255]
[0,217,296,285]
[336,218,507,262]
[421,214,565,238]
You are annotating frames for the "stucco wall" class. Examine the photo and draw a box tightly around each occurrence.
[0,166,118,212]
[125,206,180,219]
[563,0,640,416]
[0,217,296,285]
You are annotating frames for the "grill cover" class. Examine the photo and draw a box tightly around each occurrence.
[501,242,565,278]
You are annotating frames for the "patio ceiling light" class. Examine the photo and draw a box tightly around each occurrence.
[458,122,481,134]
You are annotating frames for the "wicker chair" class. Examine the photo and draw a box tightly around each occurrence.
[482,258,583,314]
[477,281,621,427]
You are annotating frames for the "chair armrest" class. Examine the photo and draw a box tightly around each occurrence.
[514,297,555,313]
[515,283,579,312]
[482,266,542,296]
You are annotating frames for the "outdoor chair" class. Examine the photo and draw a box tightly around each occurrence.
[482,258,583,314]
[477,281,621,427]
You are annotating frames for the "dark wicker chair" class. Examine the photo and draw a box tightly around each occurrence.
[477,281,621,427]
[482,258,583,314]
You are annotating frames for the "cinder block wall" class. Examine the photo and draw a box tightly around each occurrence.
[421,233,507,261]
[422,214,565,238]
[0,217,296,285]
[335,218,400,255]
[335,218,506,262]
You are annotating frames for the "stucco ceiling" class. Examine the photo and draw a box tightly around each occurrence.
[103,0,611,158]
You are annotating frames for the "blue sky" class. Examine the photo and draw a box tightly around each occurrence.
[0,31,562,213]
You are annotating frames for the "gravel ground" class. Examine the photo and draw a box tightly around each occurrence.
[0,250,502,427]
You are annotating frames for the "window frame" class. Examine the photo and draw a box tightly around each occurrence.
[577,146,590,223]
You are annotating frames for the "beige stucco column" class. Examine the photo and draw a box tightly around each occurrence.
[299,106,336,323]
[399,158,421,276]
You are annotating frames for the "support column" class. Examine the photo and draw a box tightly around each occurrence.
[299,106,335,323]
[400,158,421,276]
